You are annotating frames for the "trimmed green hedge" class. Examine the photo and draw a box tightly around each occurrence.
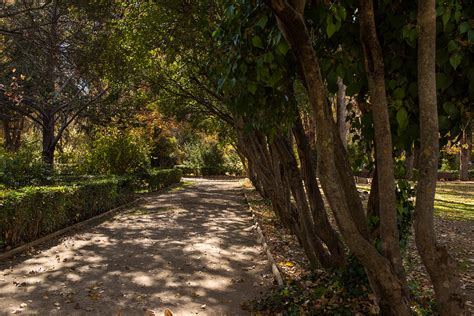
[0,177,135,249]
[143,168,183,192]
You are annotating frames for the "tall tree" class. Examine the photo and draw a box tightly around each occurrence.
[415,0,466,313]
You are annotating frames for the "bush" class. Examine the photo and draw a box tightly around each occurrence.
[0,177,134,249]
[80,129,150,176]
[141,168,182,192]
[173,164,194,176]
[0,143,50,187]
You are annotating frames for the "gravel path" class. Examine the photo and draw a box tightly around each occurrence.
[0,178,272,315]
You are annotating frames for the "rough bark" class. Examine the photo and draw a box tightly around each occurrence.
[415,0,466,314]
[292,116,346,267]
[267,1,411,314]
[460,122,472,181]
[359,0,406,291]
[336,77,347,149]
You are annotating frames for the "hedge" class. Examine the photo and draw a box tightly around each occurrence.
[143,168,183,192]
[0,177,135,250]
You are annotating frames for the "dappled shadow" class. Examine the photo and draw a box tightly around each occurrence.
[0,178,272,315]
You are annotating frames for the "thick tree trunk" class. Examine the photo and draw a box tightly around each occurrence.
[460,122,472,181]
[42,117,56,168]
[359,0,406,292]
[415,1,466,314]
[267,1,411,314]
[336,77,347,149]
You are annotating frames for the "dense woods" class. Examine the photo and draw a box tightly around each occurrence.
[1,0,473,314]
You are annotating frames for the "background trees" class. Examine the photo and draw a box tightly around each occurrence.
[1,0,472,314]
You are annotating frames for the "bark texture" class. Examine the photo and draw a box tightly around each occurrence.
[266,1,411,314]
[415,0,466,314]
[460,122,472,181]
[359,0,406,293]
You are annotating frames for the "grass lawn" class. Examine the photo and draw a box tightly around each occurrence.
[357,181,474,221]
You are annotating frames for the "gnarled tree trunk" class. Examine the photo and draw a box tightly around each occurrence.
[267,1,411,314]
[415,0,466,313]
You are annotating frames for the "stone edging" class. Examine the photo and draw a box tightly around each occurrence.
[243,191,284,287]
[0,197,144,262]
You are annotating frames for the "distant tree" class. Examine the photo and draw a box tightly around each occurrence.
[0,0,111,167]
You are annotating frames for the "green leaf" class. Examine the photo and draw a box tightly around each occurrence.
[252,36,264,49]
[393,87,406,100]
[460,22,470,34]
[326,16,337,38]
[468,30,474,42]
[436,72,452,91]
[396,108,409,132]
[276,40,289,56]
[256,15,268,29]
[442,8,451,27]
[443,102,459,118]
[449,53,462,70]
[447,40,458,52]
[247,82,257,95]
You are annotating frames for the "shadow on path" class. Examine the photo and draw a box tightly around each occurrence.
[0,178,272,315]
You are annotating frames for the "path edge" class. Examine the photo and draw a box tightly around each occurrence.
[242,190,284,287]
[0,196,145,262]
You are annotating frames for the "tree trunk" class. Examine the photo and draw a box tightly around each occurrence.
[267,2,411,314]
[2,118,24,152]
[415,0,466,314]
[337,77,347,149]
[460,122,472,181]
[42,116,56,168]
[359,0,407,292]
[292,116,346,267]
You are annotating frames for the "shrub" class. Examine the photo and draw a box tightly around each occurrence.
[141,168,182,192]
[80,129,150,176]
[0,177,134,249]
[0,143,50,187]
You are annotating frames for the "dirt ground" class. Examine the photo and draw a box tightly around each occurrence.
[0,178,273,315]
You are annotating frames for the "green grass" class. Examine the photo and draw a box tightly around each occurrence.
[356,181,473,221]
[434,182,473,221]
[169,180,194,192]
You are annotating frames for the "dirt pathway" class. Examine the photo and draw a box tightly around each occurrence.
[0,178,273,315]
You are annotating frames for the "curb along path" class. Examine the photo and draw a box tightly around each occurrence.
[0,178,272,315]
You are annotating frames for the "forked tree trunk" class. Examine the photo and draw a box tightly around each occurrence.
[459,122,471,181]
[267,1,411,314]
[415,0,466,314]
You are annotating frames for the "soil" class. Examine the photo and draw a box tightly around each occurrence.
[0,178,273,315]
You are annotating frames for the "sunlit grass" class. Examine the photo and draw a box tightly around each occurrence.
[356,181,474,221]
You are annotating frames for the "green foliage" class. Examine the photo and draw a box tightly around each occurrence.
[215,0,297,133]
[180,139,243,176]
[0,143,50,187]
[150,136,179,168]
[395,180,415,249]
[140,168,182,192]
[248,267,374,315]
[80,129,150,176]
[0,177,134,249]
